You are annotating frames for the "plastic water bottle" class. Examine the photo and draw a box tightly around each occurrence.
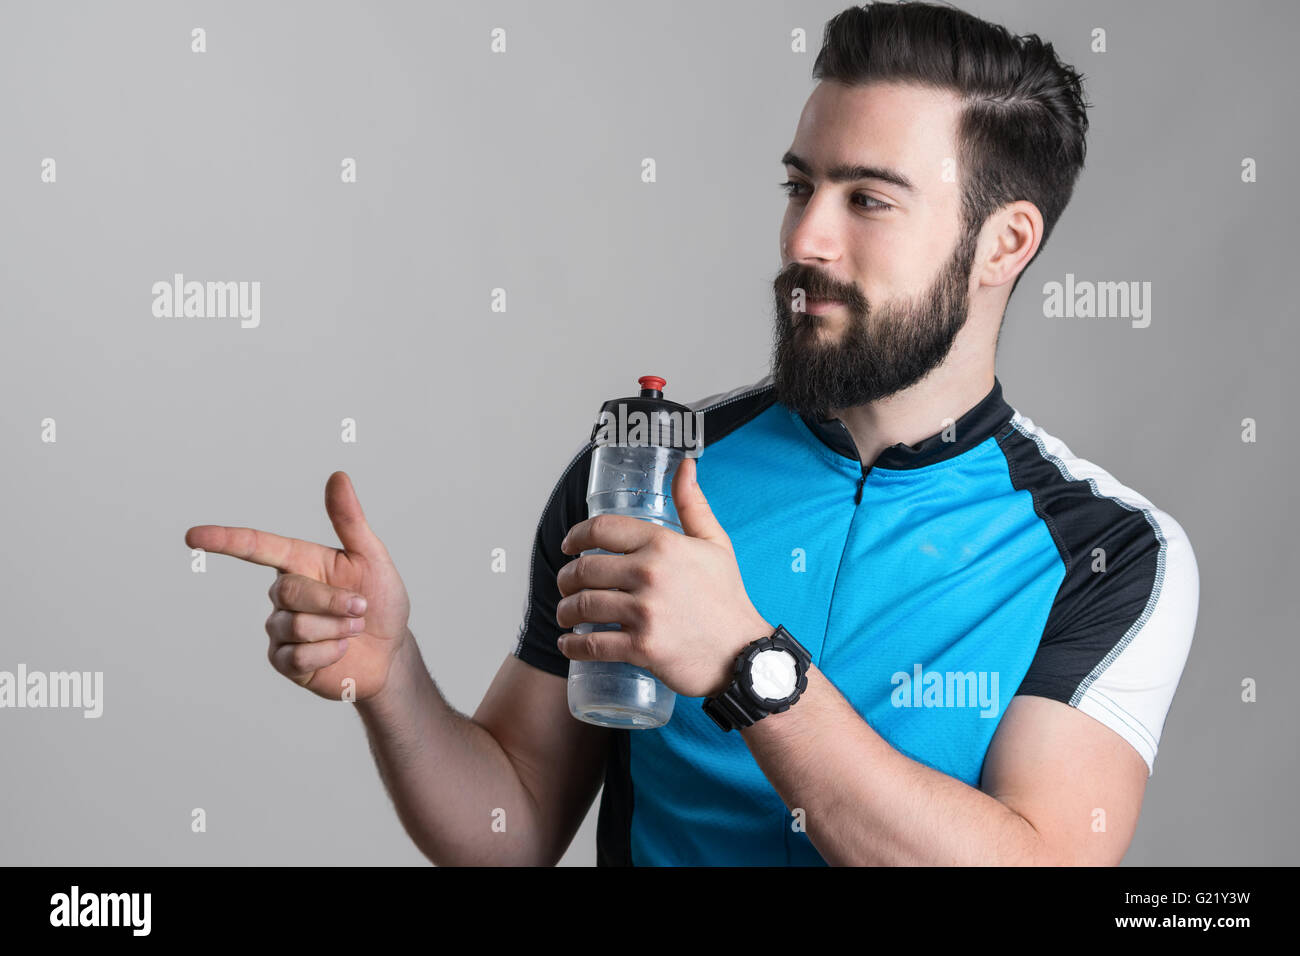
[566,375,702,729]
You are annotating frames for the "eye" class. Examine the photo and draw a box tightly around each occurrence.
[853,194,891,211]
[779,181,892,211]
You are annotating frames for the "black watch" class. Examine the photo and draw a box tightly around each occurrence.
[702,625,812,732]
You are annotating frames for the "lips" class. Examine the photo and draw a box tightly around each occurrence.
[803,297,844,315]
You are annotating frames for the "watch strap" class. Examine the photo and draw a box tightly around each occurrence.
[702,681,767,731]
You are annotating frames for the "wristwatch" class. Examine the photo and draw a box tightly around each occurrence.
[702,625,812,732]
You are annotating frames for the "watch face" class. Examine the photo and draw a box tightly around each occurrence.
[748,648,798,701]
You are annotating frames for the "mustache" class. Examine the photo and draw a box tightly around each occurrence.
[773,263,867,312]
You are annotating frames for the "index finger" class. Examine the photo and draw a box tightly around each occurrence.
[184,525,327,574]
[560,513,662,557]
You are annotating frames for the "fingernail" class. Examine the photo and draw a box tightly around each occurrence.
[338,638,350,653]
[349,596,366,614]
[556,636,566,650]
[349,617,365,633]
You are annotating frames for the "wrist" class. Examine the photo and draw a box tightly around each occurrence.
[706,611,774,699]
[356,626,419,714]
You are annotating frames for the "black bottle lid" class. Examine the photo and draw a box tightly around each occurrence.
[590,375,700,451]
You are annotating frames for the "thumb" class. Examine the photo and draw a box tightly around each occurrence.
[672,457,728,545]
[325,471,387,559]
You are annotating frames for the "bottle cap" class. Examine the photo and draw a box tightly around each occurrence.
[590,375,702,451]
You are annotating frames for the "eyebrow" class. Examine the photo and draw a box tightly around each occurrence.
[781,150,917,193]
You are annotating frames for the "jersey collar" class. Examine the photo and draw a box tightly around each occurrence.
[796,376,1014,470]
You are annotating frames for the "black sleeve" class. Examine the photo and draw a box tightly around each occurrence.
[513,441,594,678]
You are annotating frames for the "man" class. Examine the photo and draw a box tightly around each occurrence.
[186,1,1198,866]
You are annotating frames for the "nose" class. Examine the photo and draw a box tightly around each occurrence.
[781,192,842,264]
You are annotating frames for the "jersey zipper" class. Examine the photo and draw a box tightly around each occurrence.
[831,419,870,504]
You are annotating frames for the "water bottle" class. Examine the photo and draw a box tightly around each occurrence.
[566,375,703,729]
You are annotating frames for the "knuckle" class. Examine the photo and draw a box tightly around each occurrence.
[288,644,311,672]
[560,561,581,597]
[573,553,592,581]
[569,592,588,620]
[574,590,597,619]
[630,626,654,659]
[630,597,652,628]
[265,609,286,639]
[278,576,300,608]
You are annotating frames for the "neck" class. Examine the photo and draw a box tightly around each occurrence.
[829,342,996,469]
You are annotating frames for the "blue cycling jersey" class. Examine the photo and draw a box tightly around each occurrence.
[514,374,1199,866]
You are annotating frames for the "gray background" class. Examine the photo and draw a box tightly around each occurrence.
[1,0,1294,866]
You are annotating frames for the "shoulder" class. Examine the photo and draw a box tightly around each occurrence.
[998,409,1200,776]
[681,373,776,411]
[682,373,778,445]
[996,407,1198,592]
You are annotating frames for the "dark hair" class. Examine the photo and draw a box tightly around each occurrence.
[812,1,1090,294]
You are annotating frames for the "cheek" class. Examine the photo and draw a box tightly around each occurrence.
[849,233,901,300]
[857,226,938,296]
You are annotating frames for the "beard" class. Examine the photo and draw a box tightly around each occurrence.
[770,227,979,418]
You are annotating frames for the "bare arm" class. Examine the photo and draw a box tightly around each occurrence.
[740,666,1147,865]
[356,639,609,866]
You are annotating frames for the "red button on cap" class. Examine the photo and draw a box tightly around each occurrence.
[639,375,667,391]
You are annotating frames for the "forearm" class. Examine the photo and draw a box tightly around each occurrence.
[354,632,548,865]
[741,666,1053,866]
